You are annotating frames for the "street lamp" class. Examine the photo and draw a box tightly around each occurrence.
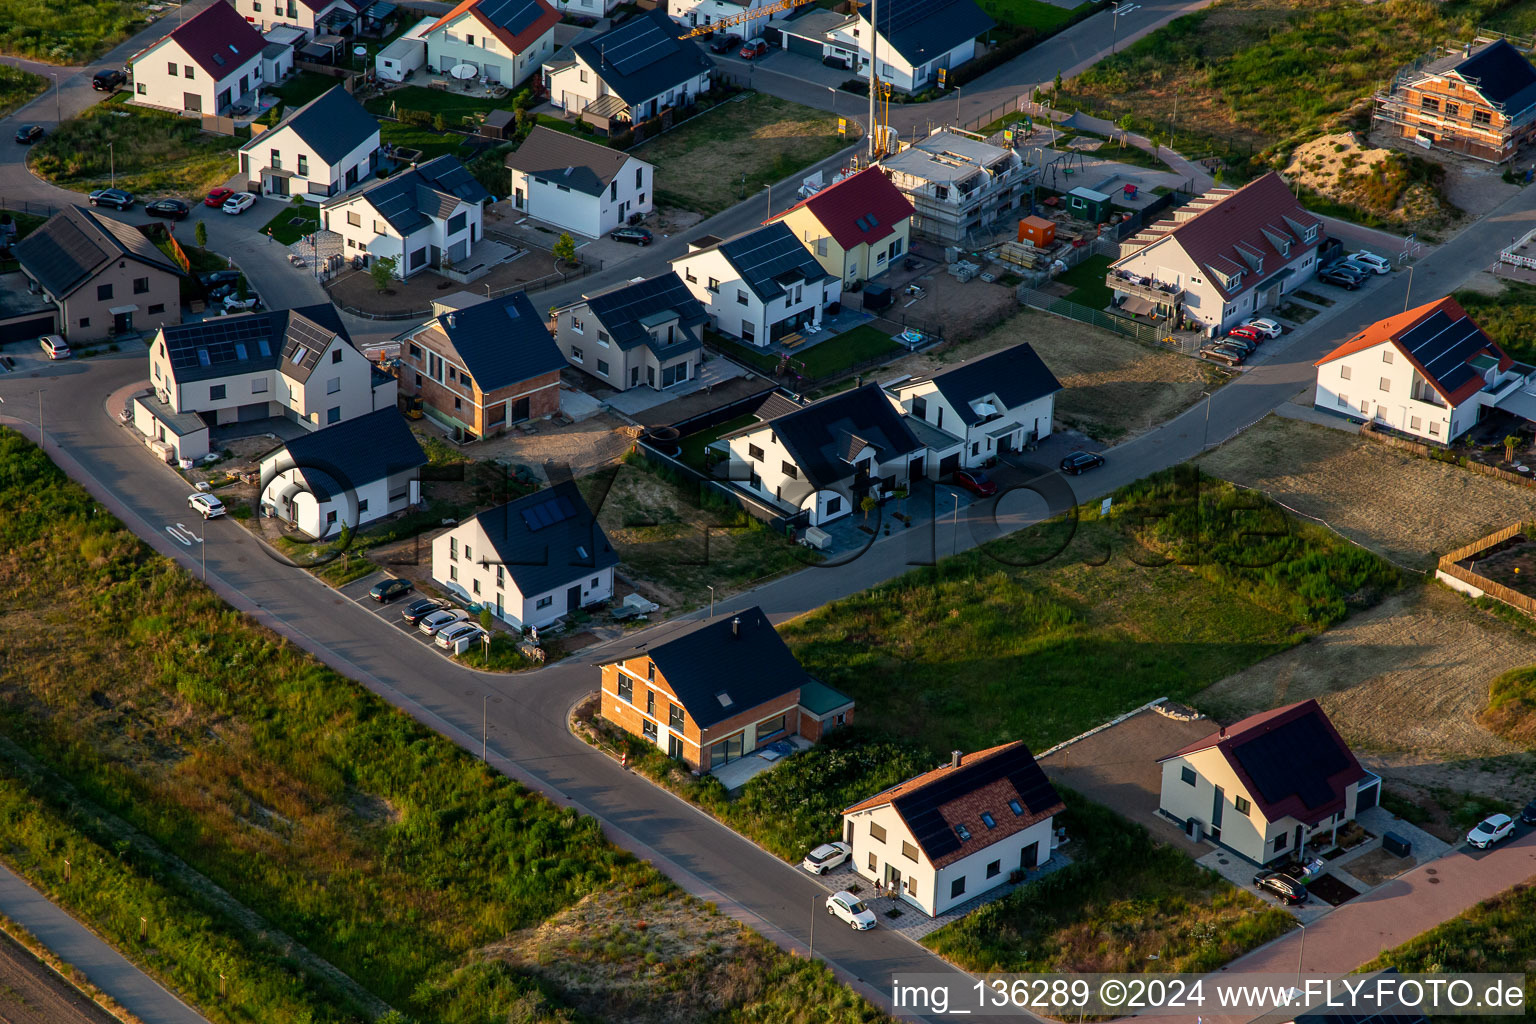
[1403,263,1415,312]
[809,893,818,959]
[828,84,836,116]
[954,86,962,126]
[763,183,772,220]
[52,73,59,124]
[951,491,960,556]
[109,141,115,187]
[200,512,206,582]
[482,693,488,762]
[1200,390,1212,449]
[707,585,715,619]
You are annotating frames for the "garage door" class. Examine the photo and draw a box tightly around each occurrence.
[784,31,822,58]
[236,402,269,422]
[0,315,57,345]
[938,453,960,477]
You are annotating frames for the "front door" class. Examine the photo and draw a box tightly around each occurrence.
[884,864,901,891]
[667,733,682,758]
[566,584,582,613]
[112,311,132,334]
[646,366,656,387]
[630,366,640,387]
[1210,785,1224,842]
[1020,841,1039,869]
[272,174,289,197]
[510,396,530,422]
[1294,824,1304,856]
[514,187,525,210]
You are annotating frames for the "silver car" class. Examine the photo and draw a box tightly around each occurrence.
[418,609,463,636]
[435,621,483,650]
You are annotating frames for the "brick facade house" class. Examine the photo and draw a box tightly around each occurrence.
[1374,39,1536,164]
[598,606,853,771]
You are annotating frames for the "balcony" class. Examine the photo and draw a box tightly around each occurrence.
[1107,268,1183,305]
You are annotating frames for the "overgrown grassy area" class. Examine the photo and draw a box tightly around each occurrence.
[1482,663,1536,746]
[0,0,144,62]
[1453,281,1536,364]
[637,94,850,216]
[0,428,888,1024]
[779,467,1401,755]
[31,96,239,196]
[1053,253,1114,309]
[924,791,1294,971]
[0,63,42,119]
[979,0,1087,29]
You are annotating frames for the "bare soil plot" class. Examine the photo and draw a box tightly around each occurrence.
[324,249,561,316]
[1344,847,1415,888]
[1197,415,1536,571]
[465,410,635,481]
[0,929,118,1024]
[1459,535,1536,598]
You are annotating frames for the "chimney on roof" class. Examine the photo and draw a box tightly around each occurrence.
[951,750,962,768]
[446,313,456,327]
[1219,725,1227,739]
[731,616,740,638]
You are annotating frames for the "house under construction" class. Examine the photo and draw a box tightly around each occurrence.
[1372,37,1536,164]
[878,128,1031,243]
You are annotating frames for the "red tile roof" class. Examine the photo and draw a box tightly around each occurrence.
[151,1,267,80]
[769,167,915,252]
[427,0,560,56]
[1315,295,1512,405]
[1114,171,1321,301]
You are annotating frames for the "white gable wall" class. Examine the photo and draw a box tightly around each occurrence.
[431,517,615,628]
[131,37,263,114]
[509,155,652,238]
[426,14,555,86]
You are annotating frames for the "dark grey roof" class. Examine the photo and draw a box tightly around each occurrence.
[161,304,351,384]
[272,406,426,498]
[14,206,184,300]
[763,382,922,489]
[695,221,834,303]
[573,8,714,107]
[330,154,489,234]
[905,343,1062,427]
[584,272,706,359]
[241,85,379,167]
[604,606,810,729]
[1455,38,1536,113]
[133,392,207,436]
[865,0,994,69]
[471,480,618,596]
[505,126,635,198]
[432,291,564,392]
[892,743,1060,866]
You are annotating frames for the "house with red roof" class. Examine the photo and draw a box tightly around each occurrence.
[1313,295,1532,443]
[1106,172,1324,335]
[842,741,1063,917]
[1156,699,1379,866]
[423,0,560,88]
[129,1,269,116]
[769,167,915,286]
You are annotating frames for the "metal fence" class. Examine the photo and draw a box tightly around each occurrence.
[1016,286,1177,348]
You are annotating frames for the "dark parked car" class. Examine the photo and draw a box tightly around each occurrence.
[198,269,242,288]
[1253,871,1309,905]
[92,68,127,92]
[1318,265,1362,290]
[369,577,413,602]
[1199,344,1247,366]
[88,187,135,210]
[14,124,42,144]
[709,33,742,54]
[1215,335,1255,357]
[401,598,445,625]
[1060,451,1106,475]
[1519,798,1536,825]
[612,226,652,246]
[952,469,997,497]
[146,198,191,220]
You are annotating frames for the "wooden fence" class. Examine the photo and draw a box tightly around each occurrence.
[1436,521,1536,618]
[1360,423,1536,489]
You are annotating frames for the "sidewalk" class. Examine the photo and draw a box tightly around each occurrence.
[0,864,210,1024]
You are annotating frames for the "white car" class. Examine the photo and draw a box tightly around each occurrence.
[825,891,876,930]
[224,295,259,312]
[1466,813,1515,849]
[222,191,256,215]
[418,609,463,637]
[38,334,71,359]
[435,621,483,650]
[801,841,852,875]
[1347,250,1392,275]
[187,493,226,519]
[1243,317,1283,339]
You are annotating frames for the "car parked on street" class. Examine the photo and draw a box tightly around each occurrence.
[146,198,190,220]
[1060,451,1106,475]
[825,891,876,930]
[1520,797,1536,825]
[1244,317,1283,339]
[418,609,464,637]
[1466,813,1515,849]
[739,37,768,59]
[1199,344,1246,366]
[1253,871,1309,905]
[1226,325,1263,344]
[38,334,70,360]
[204,187,235,208]
[401,598,445,625]
[187,493,226,519]
[435,621,483,650]
[709,33,742,54]
[198,269,241,289]
[952,469,998,497]
[14,124,42,144]
[611,226,652,246]
[92,68,127,92]
[1318,265,1362,290]
[369,577,413,602]
[1217,335,1256,357]
[1347,251,1392,275]
[222,192,256,215]
[801,842,851,875]
[88,187,134,210]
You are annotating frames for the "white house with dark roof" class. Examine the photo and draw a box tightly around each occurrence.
[711,382,925,525]
[259,406,426,537]
[423,0,560,87]
[322,155,490,278]
[504,126,653,237]
[554,271,707,390]
[432,480,618,628]
[546,9,715,129]
[887,342,1061,474]
[1157,699,1378,866]
[1107,171,1323,335]
[843,742,1063,917]
[670,221,841,345]
[239,86,380,199]
[822,0,993,94]
[235,0,359,37]
[666,0,788,40]
[129,1,269,115]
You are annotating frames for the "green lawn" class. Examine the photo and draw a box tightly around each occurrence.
[31,96,239,197]
[1052,253,1114,309]
[265,72,344,115]
[793,324,904,379]
[366,85,520,123]
[0,0,145,62]
[978,0,1089,30]
[259,199,321,245]
[679,413,757,472]
[378,119,483,160]
[1453,280,1536,365]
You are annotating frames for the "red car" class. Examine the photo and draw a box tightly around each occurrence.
[952,469,997,497]
[1225,325,1263,344]
[204,187,235,207]
[739,37,768,59]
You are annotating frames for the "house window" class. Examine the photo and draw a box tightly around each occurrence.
[571,316,584,334]
[327,406,341,424]
[816,237,828,256]
[986,860,1000,879]
[1274,831,1288,851]
[610,181,617,201]
[1447,102,1461,117]
[496,565,504,588]
[617,676,632,703]
[757,714,786,739]
[901,841,918,862]
[647,662,655,681]
[707,277,720,292]
[1180,766,1197,786]
[1429,420,1442,436]
[168,62,177,76]
[980,812,996,829]
[954,823,971,841]
[210,384,227,400]
[252,377,268,394]
[571,346,583,363]
[79,318,89,328]
[1420,95,1439,111]
[646,690,656,717]
[473,579,480,595]
[579,69,588,83]
[448,212,467,234]
[332,348,342,364]
[668,703,684,730]
[97,283,112,301]
[133,277,149,294]
[1382,351,1394,364]
[1410,415,1422,430]
[136,83,146,95]
[449,565,458,581]
[270,149,280,170]
[327,376,341,394]
[1337,394,1349,408]
[347,211,361,227]
[782,461,797,479]
[596,359,609,375]
[464,545,472,562]
[741,321,754,342]
[826,496,841,515]
[536,595,553,609]
[950,877,966,899]
[1379,377,1391,393]
[409,344,422,359]
[736,289,748,306]
[1008,799,1023,815]
[869,822,886,843]
[184,65,194,79]
[297,155,308,176]
[636,166,643,188]
[1234,795,1251,816]
[1474,109,1492,125]
[357,499,368,513]
[748,444,764,461]
[450,537,458,560]
[642,719,658,742]
[868,853,877,872]
[1340,365,1352,380]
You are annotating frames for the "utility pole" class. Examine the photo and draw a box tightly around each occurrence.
[809,893,817,959]
[200,514,206,581]
[52,74,59,123]
[482,694,488,761]
[707,585,715,619]
[763,183,772,220]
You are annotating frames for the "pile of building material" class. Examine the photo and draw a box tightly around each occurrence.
[948,260,982,282]
[995,241,1052,270]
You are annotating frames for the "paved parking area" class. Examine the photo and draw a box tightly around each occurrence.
[340,570,476,662]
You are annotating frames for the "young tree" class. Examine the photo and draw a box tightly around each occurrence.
[1116,113,1134,148]
[1505,433,1522,463]
[859,495,877,523]
[552,232,577,265]
[369,255,398,292]
[433,112,447,132]
[479,607,494,631]
[194,219,208,248]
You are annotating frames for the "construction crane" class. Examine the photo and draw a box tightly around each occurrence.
[679,0,821,38]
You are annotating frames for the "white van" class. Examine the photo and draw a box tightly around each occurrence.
[39,334,70,359]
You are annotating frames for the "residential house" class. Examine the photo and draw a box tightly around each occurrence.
[1374,38,1536,164]
[431,480,618,628]
[1106,171,1323,335]
[887,342,1061,474]
[422,0,560,88]
[822,0,993,94]
[396,291,565,437]
[843,742,1064,917]
[235,0,359,37]
[259,32,296,83]
[666,0,789,40]
[769,167,914,287]
[555,272,707,390]
[598,606,854,769]
[879,129,1027,243]
[129,1,268,115]
[322,155,490,279]
[259,406,426,537]
[13,205,185,342]
[505,126,653,238]
[546,9,714,131]
[131,304,392,462]
[238,85,380,199]
[374,16,435,81]
[1157,699,1380,866]
[711,382,925,525]
[549,0,619,16]
[1313,295,1533,444]
[670,221,841,346]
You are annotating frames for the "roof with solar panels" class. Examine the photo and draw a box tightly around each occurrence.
[466,480,618,596]
[425,0,560,55]
[571,8,714,106]
[852,0,993,68]
[14,206,186,302]
[156,304,353,385]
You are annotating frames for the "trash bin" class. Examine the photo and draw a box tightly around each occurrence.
[1382,831,1412,858]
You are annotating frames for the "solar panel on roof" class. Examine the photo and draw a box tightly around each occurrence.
[479,0,543,35]
[520,494,577,532]
[606,18,678,74]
